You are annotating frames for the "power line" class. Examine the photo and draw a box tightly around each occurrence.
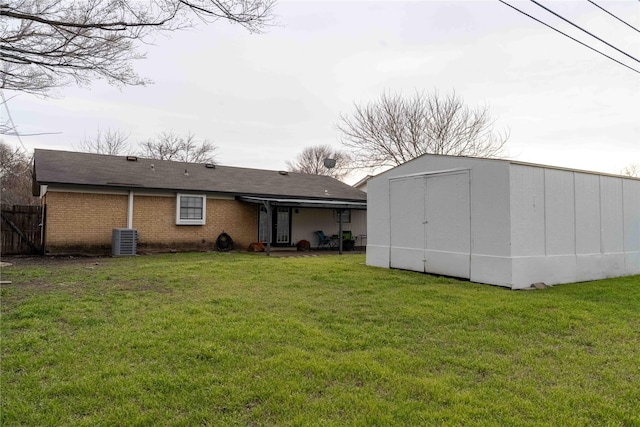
[498,0,640,74]
[587,0,640,34]
[529,0,640,64]
[1,89,28,153]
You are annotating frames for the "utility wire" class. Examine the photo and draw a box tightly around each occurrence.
[0,89,34,175]
[1,89,28,153]
[498,0,640,74]
[529,0,640,64]
[587,0,640,34]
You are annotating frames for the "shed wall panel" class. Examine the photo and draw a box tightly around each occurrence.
[575,254,626,282]
[575,173,601,254]
[622,179,640,275]
[544,169,575,255]
[366,170,392,268]
[600,176,624,253]
[622,179,640,252]
[512,255,578,288]
[470,255,512,286]
[510,165,545,257]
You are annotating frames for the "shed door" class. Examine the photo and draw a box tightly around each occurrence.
[389,171,471,279]
[390,176,426,271]
[424,171,471,279]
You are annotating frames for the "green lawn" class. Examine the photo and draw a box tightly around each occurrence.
[1,253,639,426]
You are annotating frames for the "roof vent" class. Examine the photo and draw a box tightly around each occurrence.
[279,171,289,175]
[205,163,215,169]
[126,156,138,162]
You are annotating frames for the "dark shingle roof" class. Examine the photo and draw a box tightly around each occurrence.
[33,149,366,201]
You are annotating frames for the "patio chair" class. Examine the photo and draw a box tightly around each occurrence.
[315,230,332,250]
[342,230,355,251]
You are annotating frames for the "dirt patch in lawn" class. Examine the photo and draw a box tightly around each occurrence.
[1,254,108,268]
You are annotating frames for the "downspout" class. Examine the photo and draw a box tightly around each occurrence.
[127,191,134,229]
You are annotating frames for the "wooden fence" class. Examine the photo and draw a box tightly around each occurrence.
[1,205,44,255]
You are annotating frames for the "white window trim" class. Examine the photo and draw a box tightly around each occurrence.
[176,193,207,225]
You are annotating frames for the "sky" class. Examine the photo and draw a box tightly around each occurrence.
[3,0,640,184]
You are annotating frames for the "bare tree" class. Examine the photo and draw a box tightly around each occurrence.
[286,144,352,181]
[1,0,276,96]
[0,142,37,206]
[77,127,131,155]
[621,163,640,178]
[139,131,217,163]
[337,90,509,170]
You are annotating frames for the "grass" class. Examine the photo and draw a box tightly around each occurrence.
[1,252,639,426]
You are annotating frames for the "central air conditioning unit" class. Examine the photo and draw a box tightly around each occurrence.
[112,228,137,256]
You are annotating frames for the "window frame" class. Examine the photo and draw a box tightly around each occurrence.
[176,193,207,225]
[335,209,351,224]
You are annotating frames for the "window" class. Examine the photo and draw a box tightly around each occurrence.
[176,194,206,225]
[335,209,351,223]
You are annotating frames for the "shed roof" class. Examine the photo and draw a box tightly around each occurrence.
[33,149,367,202]
[372,153,639,181]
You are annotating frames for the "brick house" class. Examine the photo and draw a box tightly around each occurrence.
[32,149,367,254]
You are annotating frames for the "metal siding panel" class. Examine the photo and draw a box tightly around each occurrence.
[470,163,511,257]
[575,173,601,254]
[623,179,640,252]
[623,179,640,275]
[366,172,390,268]
[600,176,624,253]
[544,169,575,255]
[366,174,390,248]
[511,166,545,257]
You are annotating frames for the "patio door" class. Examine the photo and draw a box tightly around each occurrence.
[274,208,291,245]
[258,206,291,246]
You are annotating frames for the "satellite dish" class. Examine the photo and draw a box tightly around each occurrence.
[323,158,336,169]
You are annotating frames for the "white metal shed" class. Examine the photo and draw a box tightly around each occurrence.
[367,154,640,289]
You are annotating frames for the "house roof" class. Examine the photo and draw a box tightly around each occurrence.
[33,149,367,202]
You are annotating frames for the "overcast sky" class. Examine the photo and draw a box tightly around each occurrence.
[4,0,639,183]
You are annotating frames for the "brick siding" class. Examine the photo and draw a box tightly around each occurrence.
[44,192,128,252]
[44,191,258,254]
